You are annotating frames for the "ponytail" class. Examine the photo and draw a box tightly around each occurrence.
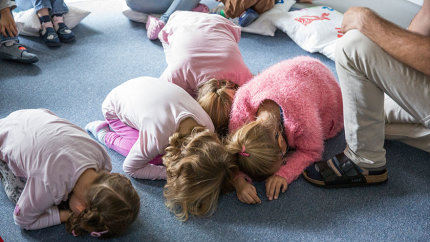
[197,79,238,137]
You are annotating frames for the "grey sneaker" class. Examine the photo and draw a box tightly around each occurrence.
[0,42,39,64]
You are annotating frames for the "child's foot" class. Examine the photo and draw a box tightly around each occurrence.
[53,15,75,43]
[0,41,39,64]
[85,121,109,145]
[192,3,209,13]
[55,23,75,43]
[146,16,165,40]
[40,27,61,47]
[239,8,259,27]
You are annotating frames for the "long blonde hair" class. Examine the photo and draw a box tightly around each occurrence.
[163,126,236,221]
[226,120,282,180]
[66,172,140,238]
[197,79,238,137]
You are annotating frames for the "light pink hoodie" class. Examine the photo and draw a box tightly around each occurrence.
[159,11,253,97]
[229,56,343,184]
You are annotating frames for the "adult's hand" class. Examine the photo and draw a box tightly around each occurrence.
[0,8,18,37]
[340,7,372,34]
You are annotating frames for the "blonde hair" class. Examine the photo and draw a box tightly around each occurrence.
[197,79,238,137]
[66,172,140,238]
[226,120,282,180]
[163,126,236,221]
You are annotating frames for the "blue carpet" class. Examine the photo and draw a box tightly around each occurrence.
[0,0,429,241]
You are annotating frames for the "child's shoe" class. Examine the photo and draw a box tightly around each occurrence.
[40,27,61,47]
[146,16,165,40]
[0,41,39,64]
[85,120,109,145]
[239,8,259,27]
[55,23,75,43]
[192,3,209,13]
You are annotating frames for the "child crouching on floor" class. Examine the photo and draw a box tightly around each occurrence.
[225,56,343,204]
[86,76,237,220]
[0,109,140,237]
[159,11,253,136]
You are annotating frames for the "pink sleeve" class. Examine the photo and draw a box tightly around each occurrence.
[275,149,321,184]
[13,177,61,230]
[276,106,324,184]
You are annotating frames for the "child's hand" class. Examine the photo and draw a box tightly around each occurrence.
[233,176,261,204]
[59,209,72,223]
[265,175,287,200]
[0,8,18,37]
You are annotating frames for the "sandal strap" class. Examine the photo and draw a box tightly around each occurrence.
[316,154,366,186]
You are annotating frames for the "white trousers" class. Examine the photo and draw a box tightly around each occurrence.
[335,30,430,169]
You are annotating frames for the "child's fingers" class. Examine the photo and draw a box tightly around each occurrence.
[266,181,275,200]
[273,183,282,200]
[282,182,288,193]
[243,194,256,204]
[249,191,261,204]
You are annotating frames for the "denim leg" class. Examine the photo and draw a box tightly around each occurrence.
[0,12,19,45]
[29,0,52,12]
[125,0,173,14]
[29,0,68,15]
[16,0,34,10]
[159,0,200,22]
[50,0,68,15]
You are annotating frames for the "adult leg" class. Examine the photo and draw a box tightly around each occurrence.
[384,95,430,152]
[303,29,429,187]
[337,29,429,170]
[0,161,25,205]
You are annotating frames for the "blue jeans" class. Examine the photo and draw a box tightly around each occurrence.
[29,0,68,15]
[0,10,19,45]
[125,0,200,22]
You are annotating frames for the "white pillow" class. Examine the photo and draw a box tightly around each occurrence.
[122,0,295,37]
[272,6,344,60]
[13,5,91,37]
[228,0,295,36]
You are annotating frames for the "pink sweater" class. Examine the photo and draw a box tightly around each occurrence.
[229,56,343,184]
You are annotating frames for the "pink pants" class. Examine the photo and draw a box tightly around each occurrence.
[104,118,164,165]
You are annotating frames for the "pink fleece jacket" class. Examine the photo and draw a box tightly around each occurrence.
[229,56,343,184]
